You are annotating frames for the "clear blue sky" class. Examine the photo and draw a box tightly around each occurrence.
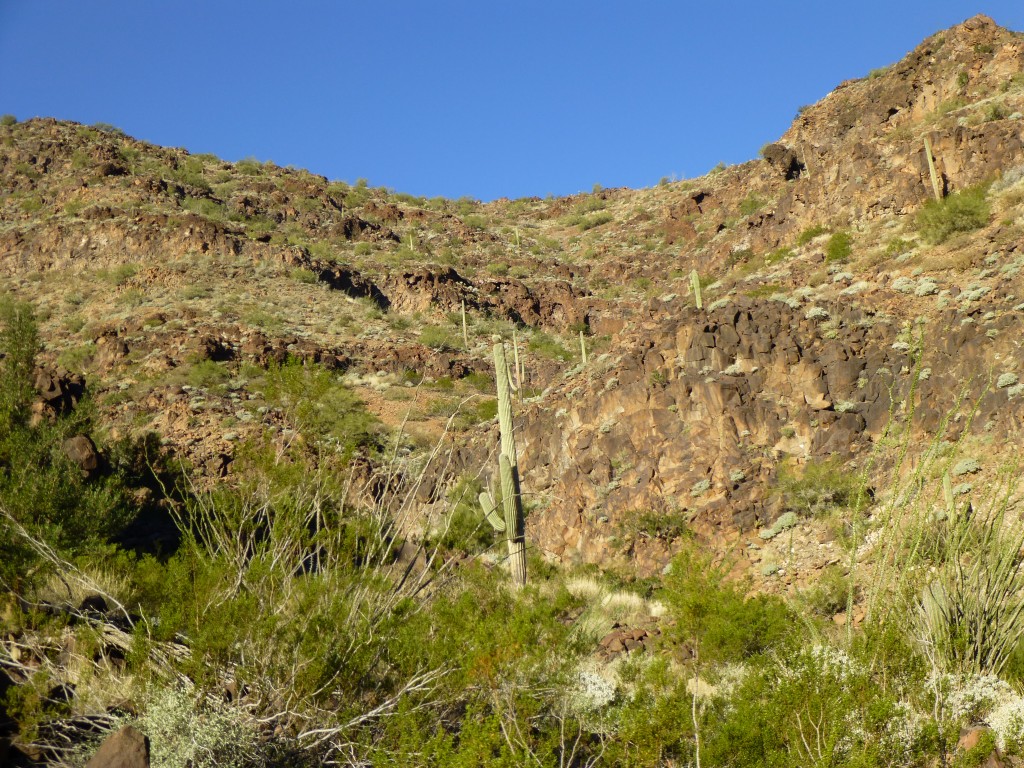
[2,2,1023,201]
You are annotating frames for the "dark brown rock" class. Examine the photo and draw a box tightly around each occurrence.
[62,434,99,475]
[86,725,150,768]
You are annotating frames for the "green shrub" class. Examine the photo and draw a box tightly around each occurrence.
[917,184,991,244]
[186,359,230,389]
[457,397,497,429]
[436,476,492,555]
[140,687,264,768]
[528,331,571,361]
[985,102,1008,122]
[462,214,488,229]
[0,301,139,592]
[886,236,914,256]
[764,247,793,266]
[774,456,871,519]
[101,263,137,286]
[419,325,459,351]
[19,196,43,214]
[14,162,41,180]
[738,194,765,216]
[797,224,827,246]
[826,231,852,262]
[619,508,690,542]
[661,543,793,665]
[705,646,919,767]
[91,122,125,136]
[289,267,319,284]
[915,488,1024,676]
[180,196,225,219]
[263,357,377,457]
[0,114,16,127]
[725,247,755,269]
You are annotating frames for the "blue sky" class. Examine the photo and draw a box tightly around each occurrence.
[2,2,1023,201]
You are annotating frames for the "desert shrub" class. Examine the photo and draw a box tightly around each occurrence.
[436,476,492,555]
[917,184,991,244]
[140,686,264,768]
[371,563,592,764]
[185,359,230,389]
[235,157,265,176]
[19,196,43,214]
[263,357,378,457]
[0,114,16,126]
[458,397,497,429]
[797,224,828,245]
[985,102,1008,122]
[180,196,225,219]
[528,331,571,361]
[886,236,915,256]
[419,325,460,351]
[774,456,872,519]
[462,370,492,391]
[0,300,138,592]
[764,246,793,266]
[738,194,765,216]
[915,488,1024,677]
[600,660,696,767]
[462,214,488,229]
[826,231,853,262]
[618,508,690,542]
[725,247,755,270]
[661,544,793,665]
[100,263,137,286]
[289,267,318,284]
[91,122,125,136]
[704,646,922,767]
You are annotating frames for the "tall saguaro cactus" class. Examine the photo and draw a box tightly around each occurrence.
[478,342,527,586]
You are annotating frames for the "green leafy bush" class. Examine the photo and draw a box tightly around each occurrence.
[263,357,378,457]
[528,331,571,361]
[738,194,765,216]
[0,300,139,592]
[917,184,991,244]
[774,456,871,519]
[705,646,920,767]
[662,544,793,665]
[419,325,460,351]
[826,231,852,262]
[797,224,828,246]
[764,247,793,266]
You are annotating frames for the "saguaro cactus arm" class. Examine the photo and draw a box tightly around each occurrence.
[479,490,506,532]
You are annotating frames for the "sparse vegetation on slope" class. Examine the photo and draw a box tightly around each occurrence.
[5,12,1024,766]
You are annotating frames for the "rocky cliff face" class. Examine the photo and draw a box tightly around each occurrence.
[3,15,1024,583]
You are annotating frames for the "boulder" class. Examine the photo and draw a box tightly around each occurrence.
[86,725,150,768]
[62,434,100,476]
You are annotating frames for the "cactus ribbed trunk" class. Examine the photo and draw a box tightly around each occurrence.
[487,343,527,586]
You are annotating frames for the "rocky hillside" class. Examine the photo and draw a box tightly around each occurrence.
[6,13,1024,768]
[2,14,1024,583]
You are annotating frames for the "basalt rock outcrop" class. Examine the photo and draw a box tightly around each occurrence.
[518,292,1024,574]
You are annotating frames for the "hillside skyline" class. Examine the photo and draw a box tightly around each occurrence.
[3,2,1024,200]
